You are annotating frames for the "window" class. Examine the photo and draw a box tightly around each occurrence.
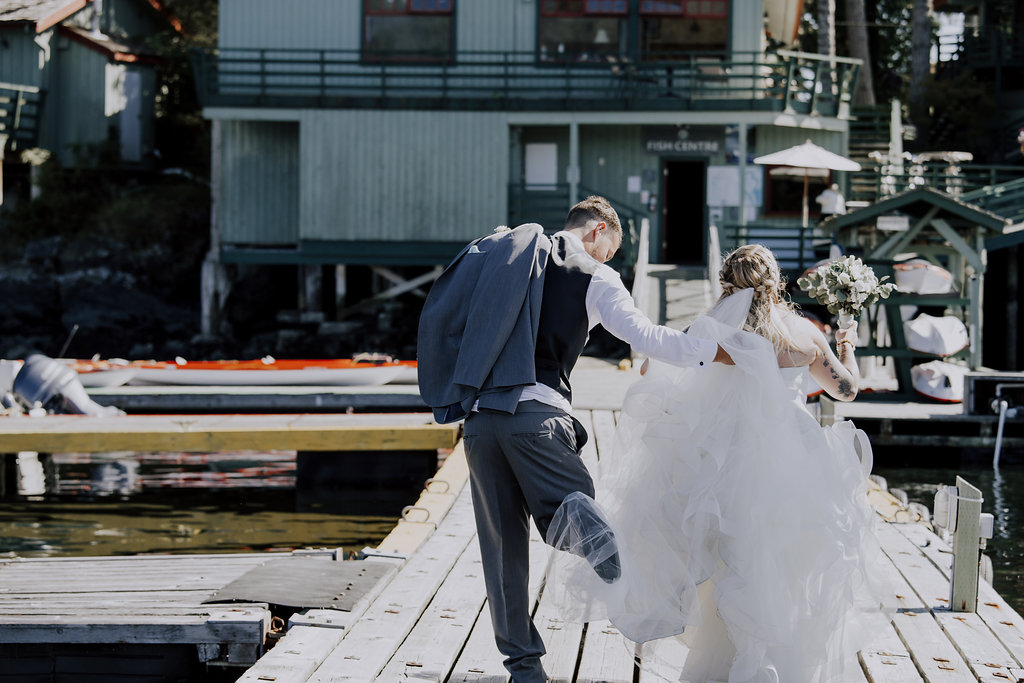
[763,167,831,219]
[639,0,729,57]
[363,0,454,61]
[539,0,628,63]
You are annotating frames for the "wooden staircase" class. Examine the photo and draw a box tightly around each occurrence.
[847,103,893,205]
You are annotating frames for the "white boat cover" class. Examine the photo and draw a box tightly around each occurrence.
[905,314,969,357]
[911,360,969,403]
[894,259,955,295]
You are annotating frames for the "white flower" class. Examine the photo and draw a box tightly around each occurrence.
[797,255,897,318]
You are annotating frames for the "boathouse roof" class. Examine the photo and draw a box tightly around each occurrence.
[823,185,1011,235]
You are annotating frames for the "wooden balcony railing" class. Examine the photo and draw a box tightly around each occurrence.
[191,48,860,118]
[0,82,43,151]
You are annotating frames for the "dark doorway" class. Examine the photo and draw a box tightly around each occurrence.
[661,160,707,264]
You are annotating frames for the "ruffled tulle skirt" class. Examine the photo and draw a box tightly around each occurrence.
[544,313,893,683]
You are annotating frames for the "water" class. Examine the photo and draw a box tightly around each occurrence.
[875,464,1024,615]
[5,453,1024,628]
[0,450,400,558]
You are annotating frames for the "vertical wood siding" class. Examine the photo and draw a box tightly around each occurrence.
[219,0,530,52]
[298,110,508,243]
[53,41,108,165]
[220,0,359,49]
[219,120,299,244]
[729,0,762,54]
[753,126,844,156]
[0,30,44,88]
[457,1,533,53]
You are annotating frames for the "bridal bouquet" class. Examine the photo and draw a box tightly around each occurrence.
[797,255,896,326]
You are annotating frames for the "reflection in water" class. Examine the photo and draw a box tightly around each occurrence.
[0,451,398,558]
[877,465,1024,615]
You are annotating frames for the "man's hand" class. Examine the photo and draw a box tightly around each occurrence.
[714,345,734,365]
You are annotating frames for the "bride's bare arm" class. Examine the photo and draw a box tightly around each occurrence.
[808,322,859,402]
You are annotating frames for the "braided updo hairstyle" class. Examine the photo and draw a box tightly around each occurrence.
[718,244,793,350]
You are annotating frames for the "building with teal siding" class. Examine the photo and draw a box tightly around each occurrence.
[194,0,867,335]
[0,0,181,174]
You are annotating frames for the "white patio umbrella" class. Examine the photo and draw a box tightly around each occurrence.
[754,139,861,227]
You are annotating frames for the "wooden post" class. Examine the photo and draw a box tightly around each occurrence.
[0,133,7,206]
[951,475,983,612]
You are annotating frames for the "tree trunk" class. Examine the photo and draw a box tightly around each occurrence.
[817,0,834,58]
[844,0,875,106]
[909,0,933,146]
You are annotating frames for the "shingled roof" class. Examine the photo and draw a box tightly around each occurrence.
[0,0,179,34]
[0,0,88,31]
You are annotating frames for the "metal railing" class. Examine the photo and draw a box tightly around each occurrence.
[940,26,1024,70]
[506,182,647,275]
[191,48,860,117]
[718,221,827,275]
[961,176,1024,224]
[849,162,1024,206]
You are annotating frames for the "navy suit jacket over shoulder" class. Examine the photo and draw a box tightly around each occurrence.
[417,224,551,424]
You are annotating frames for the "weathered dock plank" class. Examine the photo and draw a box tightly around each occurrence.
[934,611,1019,680]
[534,599,585,682]
[874,523,954,611]
[447,530,551,682]
[0,413,459,452]
[891,611,975,681]
[376,541,486,680]
[575,620,634,683]
[305,486,478,682]
[859,622,924,682]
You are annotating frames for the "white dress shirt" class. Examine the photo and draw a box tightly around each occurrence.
[519,231,718,412]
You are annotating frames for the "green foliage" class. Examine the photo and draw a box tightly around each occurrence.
[799,0,932,105]
[919,70,998,157]
[2,163,210,264]
[144,0,219,170]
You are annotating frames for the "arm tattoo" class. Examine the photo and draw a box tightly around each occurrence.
[822,357,855,399]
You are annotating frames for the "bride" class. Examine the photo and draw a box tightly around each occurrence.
[545,244,893,682]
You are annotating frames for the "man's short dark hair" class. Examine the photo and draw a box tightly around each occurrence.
[564,195,622,242]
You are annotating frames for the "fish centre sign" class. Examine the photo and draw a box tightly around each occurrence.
[643,126,723,155]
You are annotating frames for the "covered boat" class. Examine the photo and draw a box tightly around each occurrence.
[70,357,414,387]
[911,360,968,403]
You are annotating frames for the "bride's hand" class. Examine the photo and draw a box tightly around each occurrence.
[834,322,858,349]
[640,358,650,375]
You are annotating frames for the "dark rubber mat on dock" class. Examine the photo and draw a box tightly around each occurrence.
[203,557,393,610]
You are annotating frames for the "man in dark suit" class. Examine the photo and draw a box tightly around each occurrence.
[419,196,732,682]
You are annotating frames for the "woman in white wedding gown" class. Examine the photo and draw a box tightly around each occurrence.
[546,245,893,683]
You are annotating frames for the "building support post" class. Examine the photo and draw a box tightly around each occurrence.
[201,120,230,338]
[568,119,580,204]
[737,122,748,227]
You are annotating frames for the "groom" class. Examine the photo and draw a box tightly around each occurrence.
[418,196,732,682]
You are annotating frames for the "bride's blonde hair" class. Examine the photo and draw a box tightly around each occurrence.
[718,244,794,350]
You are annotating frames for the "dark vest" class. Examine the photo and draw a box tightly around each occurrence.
[534,234,601,402]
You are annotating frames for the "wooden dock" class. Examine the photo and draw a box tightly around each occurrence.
[0,412,458,453]
[229,408,1024,683]
[4,365,1024,681]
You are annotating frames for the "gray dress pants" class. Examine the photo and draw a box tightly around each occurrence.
[462,400,594,683]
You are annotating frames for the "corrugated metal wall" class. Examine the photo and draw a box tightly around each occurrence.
[457,1,534,53]
[753,126,844,155]
[220,0,359,49]
[220,120,299,244]
[730,0,763,54]
[220,0,754,57]
[53,40,108,164]
[298,109,508,243]
[219,0,533,53]
[0,29,43,88]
